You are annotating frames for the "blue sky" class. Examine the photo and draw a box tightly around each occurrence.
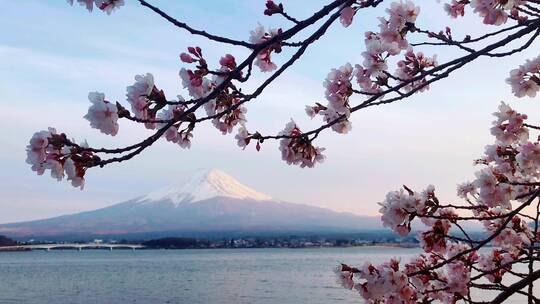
[1,0,538,223]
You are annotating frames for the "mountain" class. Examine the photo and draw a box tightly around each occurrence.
[0,169,382,239]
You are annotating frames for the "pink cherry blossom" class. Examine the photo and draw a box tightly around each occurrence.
[84,92,119,136]
[67,0,94,12]
[249,24,282,72]
[45,159,64,181]
[235,125,251,149]
[64,157,85,189]
[506,55,540,98]
[379,187,428,236]
[340,6,356,28]
[444,0,466,18]
[95,0,124,15]
[219,54,237,71]
[67,0,123,14]
[478,249,516,283]
[473,167,514,208]
[126,73,156,128]
[321,109,352,134]
[323,63,353,114]
[490,102,529,145]
[470,0,518,25]
[155,98,193,150]
[355,259,416,303]
[180,53,196,63]
[279,120,325,168]
[516,141,540,175]
[26,129,53,168]
[179,68,211,99]
[395,51,437,92]
[456,181,477,199]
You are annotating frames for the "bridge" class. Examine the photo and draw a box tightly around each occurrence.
[0,243,145,251]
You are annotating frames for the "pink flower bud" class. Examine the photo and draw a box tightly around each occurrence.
[180,53,195,63]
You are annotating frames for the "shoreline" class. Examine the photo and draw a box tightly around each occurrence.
[0,243,419,252]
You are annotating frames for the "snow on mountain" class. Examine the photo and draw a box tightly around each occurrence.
[141,169,272,205]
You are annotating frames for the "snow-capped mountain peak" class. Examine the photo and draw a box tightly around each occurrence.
[141,169,272,205]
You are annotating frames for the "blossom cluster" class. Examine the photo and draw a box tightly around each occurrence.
[379,186,428,236]
[66,0,123,14]
[278,120,325,168]
[157,100,192,149]
[506,54,540,98]
[84,92,119,136]
[304,1,431,144]
[360,1,421,79]
[395,51,438,92]
[249,24,282,72]
[26,128,98,189]
[445,0,530,25]
[337,101,539,302]
[180,48,248,135]
[337,252,474,303]
[126,73,162,129]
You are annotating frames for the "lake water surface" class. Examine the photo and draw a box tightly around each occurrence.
[0,247,536,303]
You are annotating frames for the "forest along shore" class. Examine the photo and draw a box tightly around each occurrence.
[0,235,421,251]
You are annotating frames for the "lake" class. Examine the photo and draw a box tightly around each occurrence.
[0,247,536,303]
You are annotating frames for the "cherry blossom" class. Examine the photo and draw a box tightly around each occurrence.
[45,159,64,181]
[235,125,251,149]
[354,259,416,303]
[95,0,124,15]
[379,0,420,49]
[126,73,156,128]
[219,54,237,71]
[323,63,353,114]
[84,92,119,136]
[67,0,94,12]
[340,6,356,28]
[469,0,520,25]
[478,249,516,283]
[180,68,211,99]
[457,181,477,199]
[26,128,54,172]
[516,141,540,175]
[64,158,85,189]
[490,102,529,145]
[379,186,427,236]
[279,120,325,168]
[66,0,123,14]
[25,128,98,189]
[395,51,437,92]
[506,55,540,98]
[444,0,466,18]
[321,109,352,134]
[249,24,282,72]
[205,95,247,135]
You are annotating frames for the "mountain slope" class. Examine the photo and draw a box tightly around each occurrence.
[0,169,381,237]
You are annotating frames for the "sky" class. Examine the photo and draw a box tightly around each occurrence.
[0,0,538,223]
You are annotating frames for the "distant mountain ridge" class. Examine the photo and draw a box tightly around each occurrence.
[0,169,382,239]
